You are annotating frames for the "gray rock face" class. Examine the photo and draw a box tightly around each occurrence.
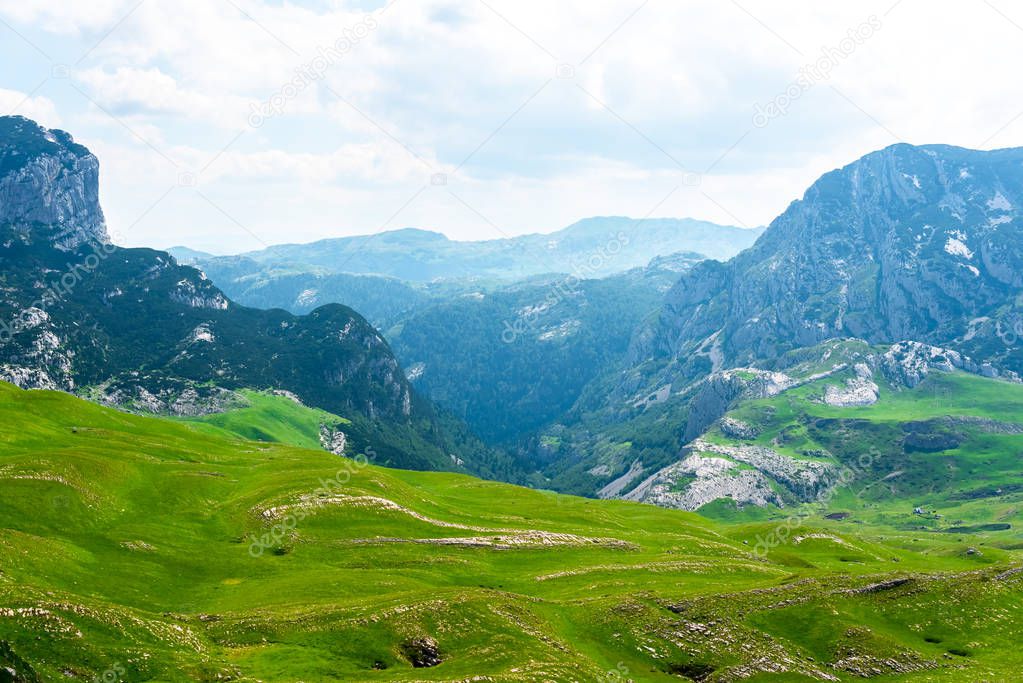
[319,424,349,455]
[633,144,1023,387]
[0,117,109,250]
[627,438,839,511]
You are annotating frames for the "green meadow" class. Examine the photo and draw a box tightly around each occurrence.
[0,380,1021,681]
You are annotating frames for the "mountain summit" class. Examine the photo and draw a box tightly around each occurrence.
[0,116,109,250]
[635,143,1023,384]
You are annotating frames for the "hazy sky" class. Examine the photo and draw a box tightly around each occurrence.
[1,0,1021,253]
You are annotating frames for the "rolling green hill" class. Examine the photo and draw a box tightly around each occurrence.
[1,381,1022,682]
[177,389,351,451]
[688,358,1023,537]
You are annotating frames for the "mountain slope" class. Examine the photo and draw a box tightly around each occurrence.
[1,382,1021,682]
[0,115,498,474]
[390,254,699,446]
[636,144,1023,391]
[524,144,1023,500]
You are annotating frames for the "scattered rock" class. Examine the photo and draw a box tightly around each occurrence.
[719,416,760,439]
[318,424,348,456]
[400,636,442,668]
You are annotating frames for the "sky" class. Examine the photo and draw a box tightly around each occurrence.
[1,0,1022,254]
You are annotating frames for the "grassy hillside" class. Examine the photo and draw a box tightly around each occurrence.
[695,365,1023,539]
[178,389,350,451]
[0,382,1022,681]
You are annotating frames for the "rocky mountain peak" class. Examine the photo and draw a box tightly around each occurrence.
[0,116,110,250]
[626,143,1023,396]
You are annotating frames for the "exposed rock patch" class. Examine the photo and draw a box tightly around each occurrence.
[318,424,348,455]
[823,363,879,406]
[625,439,838,511]
[400,636,442,668]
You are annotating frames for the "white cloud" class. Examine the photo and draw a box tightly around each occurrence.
[0,88,60,127]
[2,0,1023,249]
[0,0,134,34]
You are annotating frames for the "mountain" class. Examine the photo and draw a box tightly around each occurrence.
[625,340,1023,521]
[522,144,1023,500]
[635,144,1023,391]
[0,116,108,251]
[173,255,433,329]
[2,380,1021,682]
[181,216,761,284]
[389,254,701,447]
[0,116,502,475]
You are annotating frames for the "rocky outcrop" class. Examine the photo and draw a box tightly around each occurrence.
[823,363,879,406]
[400,637,443,668]
[319,424,348,455]
[719,416,760,439]
[0,308,75,390]
[626,438,838,511]
[93,382,244,416]
[0,117,109,250]
[170,279,229,310]
[626,452,782,510]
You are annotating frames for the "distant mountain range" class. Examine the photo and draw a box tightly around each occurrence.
[170,217,761,282]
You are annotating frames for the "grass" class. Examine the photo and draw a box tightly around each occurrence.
[0,381,1022,681]
[708,370,1023,531]
[177,389,350,451]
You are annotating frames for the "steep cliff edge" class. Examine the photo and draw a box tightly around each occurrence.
[0,116,108,250]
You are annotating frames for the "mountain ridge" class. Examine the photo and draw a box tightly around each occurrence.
[631,141,1023,392]
[174,216,762,283]
[520,141,1023,499]
[0,115,502,475]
